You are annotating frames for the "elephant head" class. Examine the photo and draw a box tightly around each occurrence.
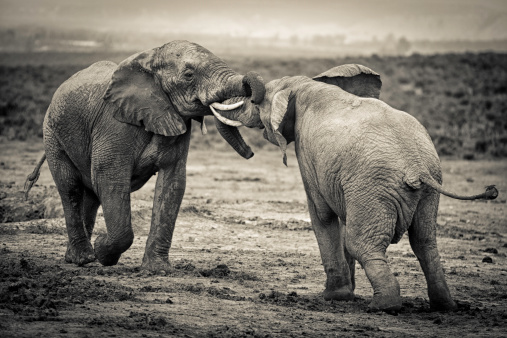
[212,64,382,164]
[103,40,265,159]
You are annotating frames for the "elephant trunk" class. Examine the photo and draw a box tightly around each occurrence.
[208,71,265,106]
[242,71,265,104]
[215,119,254,159]
[208,72,265,129]
[211,99,262,129]
[203,71,264,159]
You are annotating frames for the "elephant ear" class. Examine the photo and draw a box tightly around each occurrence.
[312,64,382,99]
[262,88,295,166]
[103,49,187,136]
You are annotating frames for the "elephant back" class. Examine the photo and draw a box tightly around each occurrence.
[45,61,117,130]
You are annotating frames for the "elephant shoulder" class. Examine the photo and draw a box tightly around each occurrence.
[64,61,117,89]
[46,61,118,128]
[52,61,116,106]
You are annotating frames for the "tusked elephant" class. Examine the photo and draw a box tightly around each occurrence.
[212,65,499,312]
[24,40,265,271]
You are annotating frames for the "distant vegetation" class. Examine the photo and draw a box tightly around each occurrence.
[1,27,507,56]
[0,51,506,158]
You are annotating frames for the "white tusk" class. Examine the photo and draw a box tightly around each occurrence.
[210,101,244,111]
[210,106,243,127]
[201,119,207,135]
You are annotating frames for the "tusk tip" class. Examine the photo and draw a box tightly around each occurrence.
[210,101,244,111]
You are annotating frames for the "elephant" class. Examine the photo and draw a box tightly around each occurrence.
[24,40,265,271]
[212,64,499,312]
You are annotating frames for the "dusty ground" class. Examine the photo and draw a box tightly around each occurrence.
[1,140,506,337]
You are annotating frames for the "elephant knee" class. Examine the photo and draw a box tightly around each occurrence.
[114,230,134,253]
[94,230,134,266]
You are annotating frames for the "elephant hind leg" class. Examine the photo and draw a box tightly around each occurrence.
[45,140,96,266]
[345,203,401,312]
[408,193,456,311]
[307,198,354,301]
[82,188,100,240]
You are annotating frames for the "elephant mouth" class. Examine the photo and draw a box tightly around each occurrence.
[207,71,265,128]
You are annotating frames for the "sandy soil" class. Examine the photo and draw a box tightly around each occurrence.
[1,140,506,337]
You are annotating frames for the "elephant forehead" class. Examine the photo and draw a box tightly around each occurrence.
[350,98,362,108]
[161,41,215,60]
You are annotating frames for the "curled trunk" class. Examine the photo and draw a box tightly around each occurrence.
[243,72,266,104]
[204,71,265,159]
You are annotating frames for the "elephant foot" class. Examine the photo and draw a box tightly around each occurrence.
[141,255,171,273]
[368,294,402,313]
[65,240,96,266]
[94,235,123,266]
[430,298,457,312]
[323,286,355,301]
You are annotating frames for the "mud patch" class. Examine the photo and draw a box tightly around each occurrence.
[0,255,136,321]
[1,144,506,337]
[0,183,61,223]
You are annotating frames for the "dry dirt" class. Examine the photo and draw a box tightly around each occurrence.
[1,140,506,337]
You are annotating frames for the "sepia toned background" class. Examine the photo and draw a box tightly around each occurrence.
[1,1,506,337]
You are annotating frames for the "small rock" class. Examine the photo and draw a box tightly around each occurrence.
[482,256,493,263]
[165,297,173,304]
[483,248,498,254]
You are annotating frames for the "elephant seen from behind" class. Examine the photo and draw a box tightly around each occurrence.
[25,40,265,272]
[213,65,498,312]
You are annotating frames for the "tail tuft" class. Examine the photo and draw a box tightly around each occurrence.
[24,171,40,201]
[484,185,498,200]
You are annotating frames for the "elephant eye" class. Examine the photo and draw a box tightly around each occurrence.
[183,70,194,80]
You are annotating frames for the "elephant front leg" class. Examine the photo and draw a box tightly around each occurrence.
[141,166,186,272]
[307,199,355,301]
[94,183,134,266]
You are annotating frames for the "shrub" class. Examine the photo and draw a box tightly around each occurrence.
[1,51,506,158]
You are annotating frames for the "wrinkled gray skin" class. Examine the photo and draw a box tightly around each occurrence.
[219,65,498,312]
[25,40,265,271]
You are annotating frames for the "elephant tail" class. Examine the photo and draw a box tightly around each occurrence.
[24,154,46,200]
[407,173,498,200]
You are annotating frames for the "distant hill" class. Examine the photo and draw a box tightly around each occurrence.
[1,27,506,57]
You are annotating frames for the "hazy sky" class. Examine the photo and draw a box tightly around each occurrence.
[1,0,507,41]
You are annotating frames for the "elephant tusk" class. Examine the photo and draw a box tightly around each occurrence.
[210,101,244,111]
[201,119,207,135]
[210,106,243,127]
